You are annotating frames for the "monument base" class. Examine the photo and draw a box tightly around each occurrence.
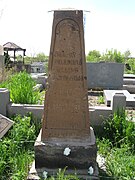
[28,127,99,179]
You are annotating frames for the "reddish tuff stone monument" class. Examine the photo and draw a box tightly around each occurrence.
[34,10,98,180]
[41,10,90,139]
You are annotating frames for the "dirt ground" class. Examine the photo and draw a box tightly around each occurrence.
[88,90,105,107]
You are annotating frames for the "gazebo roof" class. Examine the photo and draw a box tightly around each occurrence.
[3,42,26,63]
[3,42,26,51]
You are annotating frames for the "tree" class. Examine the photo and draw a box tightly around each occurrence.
[36,53,48,62]
[101,49,125,63]
[86,50,101,62]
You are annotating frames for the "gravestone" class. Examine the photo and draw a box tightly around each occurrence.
[34,10,98,179]
[0,114,14,139]
[86,62,124,89]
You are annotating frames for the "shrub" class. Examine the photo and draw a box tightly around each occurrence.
[103,109,135,150]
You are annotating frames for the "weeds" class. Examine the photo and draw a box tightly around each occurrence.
[45,168,80,180]
[0,108,134,179]
[0,71,41,104]
[97,109,135,179]
[97,95,104,104]
[0,115,41,180]
[103,109,135,149]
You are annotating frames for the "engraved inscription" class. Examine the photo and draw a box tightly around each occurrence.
[55,67,79,73]
[54,59,82,65]
[52,75,83,81]
[54,51,76,58]
[42,11,90,139]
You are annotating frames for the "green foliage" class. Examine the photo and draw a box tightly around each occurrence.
[87,49,125,63]
[106,145,135,179]
[124,50,131,59]
[86,50,101,62]
[0,71,40,104]
[0,115,41,180]
[125,58,135,74]
[9,115,36,146]
[97,95,104,104]
[101,49,125,63]
[36,53,48,61]
[24,53,48,64]
[103,109,135,149]
[97,138,113,156]
[46,168,80,180]
[97,139,135,179]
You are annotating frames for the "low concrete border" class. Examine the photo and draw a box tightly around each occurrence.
[0,88,127,128]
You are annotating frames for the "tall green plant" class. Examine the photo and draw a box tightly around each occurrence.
[0,71,40,104]
[103,109,135,149]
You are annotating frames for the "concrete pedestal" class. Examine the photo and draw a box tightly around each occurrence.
[28,127,99,179]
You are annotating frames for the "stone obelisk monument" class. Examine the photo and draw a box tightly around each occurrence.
[34,10,98,179]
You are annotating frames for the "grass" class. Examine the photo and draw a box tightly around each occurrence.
[0,109,134,179]
[103,109,135,149]
[97,109,135,180]
[0,71,41,104]
[97,139,135,180]
[0,114,41,180]
[44,168,80,180]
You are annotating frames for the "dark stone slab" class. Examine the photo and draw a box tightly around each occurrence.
[27,162,99,180]
[31,128,98,179]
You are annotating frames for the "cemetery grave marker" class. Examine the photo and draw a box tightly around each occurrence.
[33,10,98,180]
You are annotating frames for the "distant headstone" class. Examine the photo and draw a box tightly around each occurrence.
[111,93,126,112]
[87,62,124,89]
[0,114,14,139]
[34,10,98,179]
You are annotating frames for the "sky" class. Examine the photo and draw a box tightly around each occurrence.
[0,0,135,56]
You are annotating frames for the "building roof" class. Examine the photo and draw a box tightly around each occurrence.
[3,42,26,51]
